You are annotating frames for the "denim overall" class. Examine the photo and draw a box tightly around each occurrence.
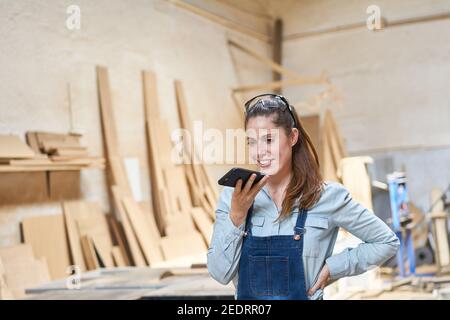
[237,204,308,300]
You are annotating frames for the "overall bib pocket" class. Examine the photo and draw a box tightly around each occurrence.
[249,255,290,296]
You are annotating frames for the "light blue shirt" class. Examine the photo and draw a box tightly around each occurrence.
[207,181,400,300]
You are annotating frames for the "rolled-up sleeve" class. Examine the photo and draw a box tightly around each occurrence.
[207,187,245,285]
[325,183,400,280]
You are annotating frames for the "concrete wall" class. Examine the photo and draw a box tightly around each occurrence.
[281,0,450,211]
[0,0,272,245]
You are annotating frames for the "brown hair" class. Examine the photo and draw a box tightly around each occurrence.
[244,96,323,220]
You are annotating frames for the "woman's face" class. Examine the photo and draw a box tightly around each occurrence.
[246,115,297,176]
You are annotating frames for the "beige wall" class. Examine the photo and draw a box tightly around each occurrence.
[0,0,272,245]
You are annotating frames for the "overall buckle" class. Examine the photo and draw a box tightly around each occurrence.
[293,227,306,240]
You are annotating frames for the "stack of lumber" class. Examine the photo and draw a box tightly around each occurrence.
[0,244,50,299]
[20,203,129,278]
[63,201,127,271]
[97,66,213,268]
[0,133,104,171]
[26,131,87,157]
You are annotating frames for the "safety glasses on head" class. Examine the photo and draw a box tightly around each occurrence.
[244,93,298,128]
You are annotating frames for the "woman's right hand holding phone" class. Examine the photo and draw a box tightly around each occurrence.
[230,174,269,228]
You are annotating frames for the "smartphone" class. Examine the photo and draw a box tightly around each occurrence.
[218,168,265,188]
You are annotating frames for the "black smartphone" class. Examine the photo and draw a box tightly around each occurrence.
[218,167,265,188]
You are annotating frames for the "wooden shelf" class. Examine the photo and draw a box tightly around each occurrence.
[0,159,105,173]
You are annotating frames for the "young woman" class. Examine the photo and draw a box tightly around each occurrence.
[207,94,400,300]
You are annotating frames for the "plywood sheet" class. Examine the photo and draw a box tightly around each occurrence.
[21,214,71,280]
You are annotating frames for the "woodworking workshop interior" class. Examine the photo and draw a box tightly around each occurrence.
[0,0,449,302]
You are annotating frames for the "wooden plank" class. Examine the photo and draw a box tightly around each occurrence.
[34,132,80,148]
[272,18,283,93]
[174,80,218,205]
[142,71,166,234]
[228,39,304,80]
[107,215,132,266]
[301,114,321,165]
[111,186,146,267]
[62,202,87,271]
[96,66,119,158]
[142,71,160,119]
[122,197,164,266]
[8,158,52,166]
[0,135,36,159]
[0,165,87,172]
[75,203,114,268]
[96,66,132,195]
[54,148,89,157]
[80,235,100,270]
[25,132,41,154]
[231,77,326,93]
[145,119,167,233]
[139,201,162,241]
[90,237,112,268]
[21,214,71,280]
[111,246,126,267]
[190,207,213,246]
[159,232,207,261]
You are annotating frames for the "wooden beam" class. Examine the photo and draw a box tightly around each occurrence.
[167,0,271,43]
[272,18,283,94]
[62,202,87,271]
[231,77,327,93]
[228,39,301,80]
[284,12,450,41]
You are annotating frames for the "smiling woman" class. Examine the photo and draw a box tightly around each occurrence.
[207,94,400,300]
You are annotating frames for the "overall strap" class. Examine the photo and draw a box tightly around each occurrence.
[293,208,307,240]
[243,203,254,237]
